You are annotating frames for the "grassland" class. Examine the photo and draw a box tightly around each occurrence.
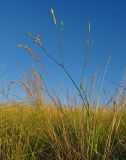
[0,103,126,160]
[0,8,125,159]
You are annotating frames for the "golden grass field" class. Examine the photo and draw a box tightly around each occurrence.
[0,7,125,160]
[0,103,126,160]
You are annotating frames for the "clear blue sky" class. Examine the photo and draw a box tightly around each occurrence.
[0,0,126,101]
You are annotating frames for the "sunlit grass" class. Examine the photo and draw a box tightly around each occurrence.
[0,104,126,160]
[1,7,125,160]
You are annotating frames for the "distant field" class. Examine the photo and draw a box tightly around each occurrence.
[0,104,126,160]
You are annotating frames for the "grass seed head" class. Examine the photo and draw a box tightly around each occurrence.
[51,8,57,27]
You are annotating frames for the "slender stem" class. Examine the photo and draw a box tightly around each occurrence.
[41,76,65,115]
[39,43,90,114]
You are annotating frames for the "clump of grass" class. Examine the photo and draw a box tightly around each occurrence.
[5,6,125,160]
[0,105,126,160]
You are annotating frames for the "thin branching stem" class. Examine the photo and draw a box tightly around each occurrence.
[39,43,90,115]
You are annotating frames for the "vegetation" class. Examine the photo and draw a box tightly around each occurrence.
[0,8,126,160]
[0,104,126,160]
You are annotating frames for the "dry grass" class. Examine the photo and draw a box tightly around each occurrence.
[0,104,126,160]
[6,8,125,159]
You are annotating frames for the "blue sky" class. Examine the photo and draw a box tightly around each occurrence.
[0,0,126,101]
